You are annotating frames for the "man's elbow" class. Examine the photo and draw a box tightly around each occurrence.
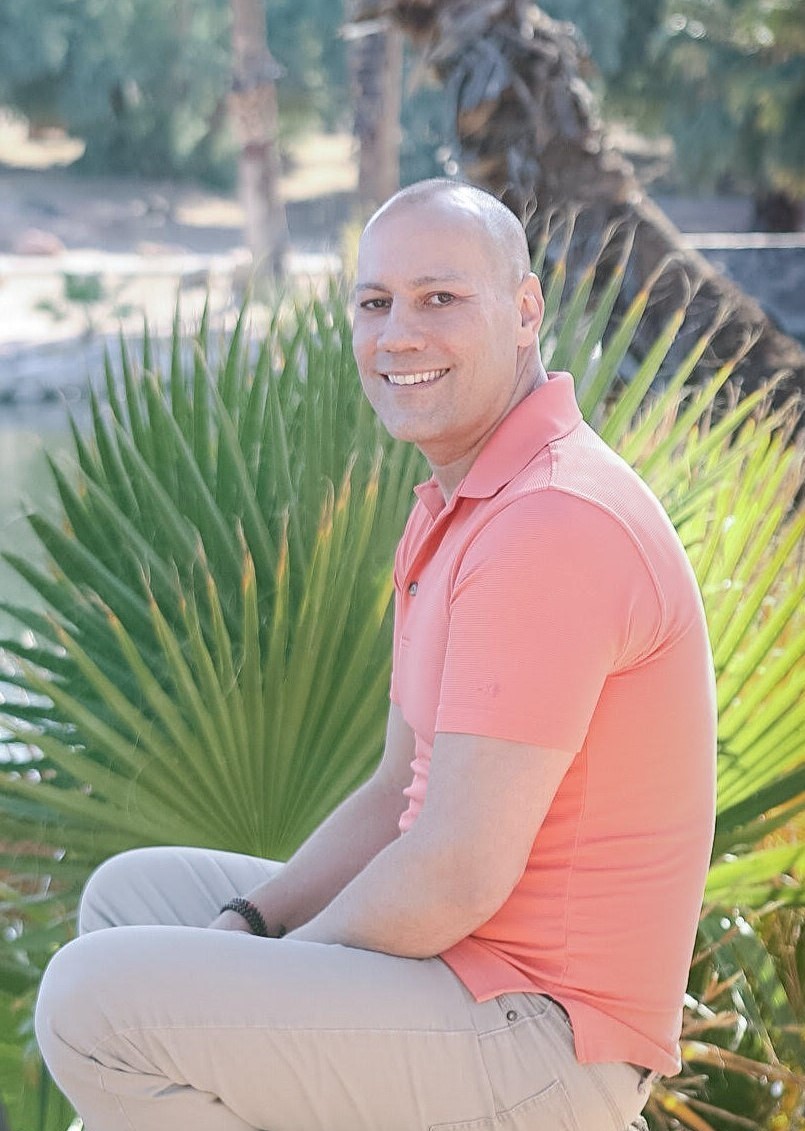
[458,869,518,928]
[426,857,520,949]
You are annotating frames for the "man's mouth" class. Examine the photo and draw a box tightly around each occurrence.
[383,367,449,386]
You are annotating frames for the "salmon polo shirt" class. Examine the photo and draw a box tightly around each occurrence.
[390,371,717,1077]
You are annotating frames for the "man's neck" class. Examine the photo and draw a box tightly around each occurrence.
[429,367,549,501]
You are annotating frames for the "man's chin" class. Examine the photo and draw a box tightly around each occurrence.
[382,421,436,447]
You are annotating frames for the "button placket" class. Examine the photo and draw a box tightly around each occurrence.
[402,499,458,604]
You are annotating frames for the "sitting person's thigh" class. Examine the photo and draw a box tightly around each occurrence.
[78,844,282,932]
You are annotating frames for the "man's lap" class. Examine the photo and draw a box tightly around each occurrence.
[36,845,648,1130]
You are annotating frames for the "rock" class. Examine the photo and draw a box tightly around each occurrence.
[11,228,66,256]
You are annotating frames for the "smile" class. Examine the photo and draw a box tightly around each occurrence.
[384,368,449,386]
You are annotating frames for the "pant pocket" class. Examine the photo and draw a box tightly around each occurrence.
[428,1078,581,1131]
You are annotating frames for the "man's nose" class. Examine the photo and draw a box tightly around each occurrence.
[376,301,426,351]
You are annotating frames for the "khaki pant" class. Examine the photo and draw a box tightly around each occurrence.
[35,846,654,1130]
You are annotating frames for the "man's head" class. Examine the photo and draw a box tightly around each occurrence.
[351,179,545,492]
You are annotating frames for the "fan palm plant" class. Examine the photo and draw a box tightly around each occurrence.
[0,226,803,1129]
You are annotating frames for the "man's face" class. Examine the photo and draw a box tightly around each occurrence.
[351,197,542,474]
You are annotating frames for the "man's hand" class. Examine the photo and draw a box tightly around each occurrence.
[207,909,254,932]
[202,706,414,939]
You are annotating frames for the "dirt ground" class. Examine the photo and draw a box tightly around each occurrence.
[0,111,358,257]
[0,111,359,401]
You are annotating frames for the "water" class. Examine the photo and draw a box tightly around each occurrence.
[0,403,83,641]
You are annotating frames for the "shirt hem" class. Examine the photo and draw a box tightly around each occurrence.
[440,941,682,1078]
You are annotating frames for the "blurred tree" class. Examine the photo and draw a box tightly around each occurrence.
[0,0,800,214]
[230,0,288,276]
[0,0,351,183]
[541,0,805,224]
[0,0,234,180]
[346,9,403,215]
[266,0,349,132]
[639,0,805,224]
[538,0,632,80]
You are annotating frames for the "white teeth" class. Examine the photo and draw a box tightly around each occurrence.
[385,368,448,386]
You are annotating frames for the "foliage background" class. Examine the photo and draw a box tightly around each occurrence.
[0,0,803,198]
[543,0,805,198]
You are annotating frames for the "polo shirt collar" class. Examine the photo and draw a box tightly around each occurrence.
[414,371,582,517]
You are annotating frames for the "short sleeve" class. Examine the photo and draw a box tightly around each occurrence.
[390,583,403,704]
[435,490,661,751]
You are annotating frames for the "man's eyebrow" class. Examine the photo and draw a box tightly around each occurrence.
[354,273,467,293]
[411,273,465,287]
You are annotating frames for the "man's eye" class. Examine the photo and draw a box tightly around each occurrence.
[428,292,455,306]
[359,298,390,311]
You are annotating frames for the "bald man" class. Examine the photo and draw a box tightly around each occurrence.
[36,180,716,1131]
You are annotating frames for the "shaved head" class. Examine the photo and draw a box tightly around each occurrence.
[352,177,547,495]
[364,179,531,291]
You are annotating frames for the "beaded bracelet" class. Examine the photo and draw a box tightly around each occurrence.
[219,897,270,937]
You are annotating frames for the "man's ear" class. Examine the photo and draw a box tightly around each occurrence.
[516,273,545,346]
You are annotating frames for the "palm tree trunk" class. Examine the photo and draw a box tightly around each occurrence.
[347,9,404,215]
[229,0,288,279]
[351,0,805,402]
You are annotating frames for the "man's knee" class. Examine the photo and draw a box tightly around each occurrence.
[35,933,105,1075]
[78,846,169,933]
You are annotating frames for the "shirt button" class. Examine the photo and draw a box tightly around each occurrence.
[408,581,418,596]
[506,1010,518,1022]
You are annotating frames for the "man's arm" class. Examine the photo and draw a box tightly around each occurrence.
[209,703,415,934]
[286,732,574,956]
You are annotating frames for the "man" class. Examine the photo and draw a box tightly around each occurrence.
[35,180,717,1130]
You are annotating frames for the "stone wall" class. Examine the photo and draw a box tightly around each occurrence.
[690,235,805,346]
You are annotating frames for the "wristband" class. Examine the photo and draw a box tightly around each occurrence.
[219,897,270,937]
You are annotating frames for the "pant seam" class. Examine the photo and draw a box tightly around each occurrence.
[586,1062,638,1129]
[86,1022,479,1062]
[94,1058,137,1131]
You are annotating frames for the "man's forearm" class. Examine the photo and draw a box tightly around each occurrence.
[235,772,407,934]
[285,828,492,957]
